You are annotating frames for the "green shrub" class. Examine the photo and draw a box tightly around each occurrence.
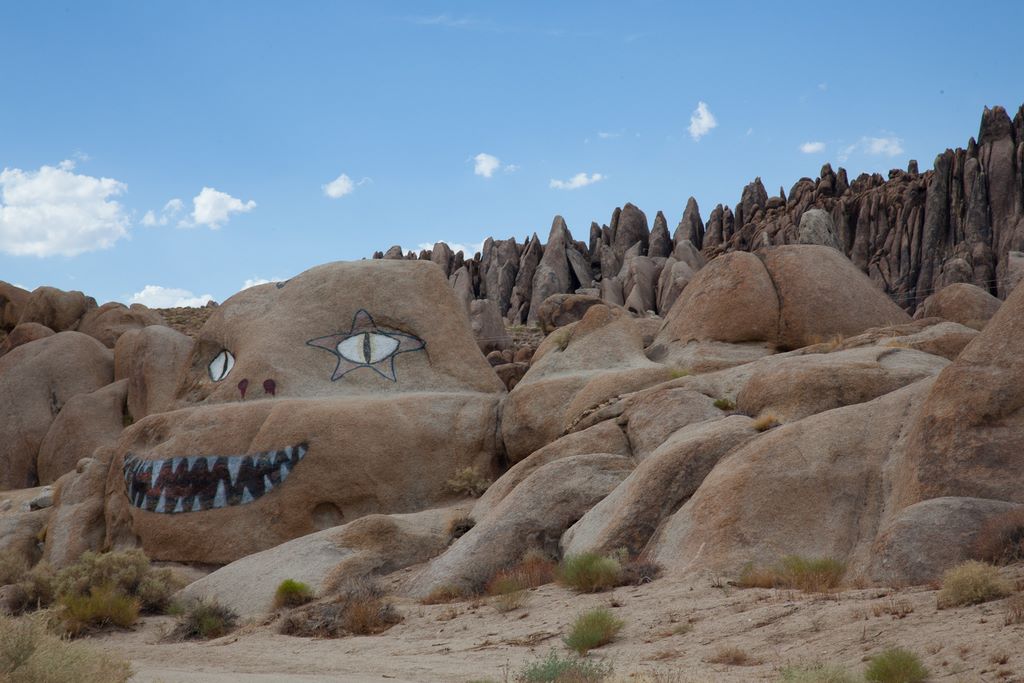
[777,662,857,682]
[563,608,624,655]
[274,579,314,609]
[0,614,131,682]
[516,649,613,682]
[55,550,182,613]
[937,560,1011,608]
[863,647,928,683]
[713,398,736,411]
[171,598,238,640]
[557,553,622,593]
[737,555,845,593]
[58,584,140,637]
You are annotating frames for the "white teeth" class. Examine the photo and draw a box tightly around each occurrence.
[264,475,273,492]
[173,497,184,513]
[297,444,307,460]
[213,480,227,509]
[150,460,163,488]
[206,455,218,471]
[279,462,290,483]
[192,496,203,512]
[154,492,167,513]
[139,495,149,511]
[133,492,142,508]
[241,487,254,504]
[186,456,200,472]
[172,457,183,473]
[227,457,242,486]
[283,446,293,461]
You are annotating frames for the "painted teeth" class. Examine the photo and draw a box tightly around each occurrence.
[122,442,309,515]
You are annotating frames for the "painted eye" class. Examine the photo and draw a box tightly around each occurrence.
[208,350,235,381]
[337,333,400,364]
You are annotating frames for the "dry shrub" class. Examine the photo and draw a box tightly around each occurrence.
[557,553,622,593]
[737,556,845,593]
[515,649,613,682]
[446,514,476,540]
[58,584,140,637]
[170,598,238,640]
[619,558,662,586]
[562,608,624,655]
[273,579,314,609]
[1004,593,1024,625]
[872,597,914,619]
[484,550,557,613]
[973,508,1024,565]
[937,560,1012,608]
[445,466,492,498]
[0,613,132,682]
[736,563,777,589]
[778,662,857,682]
[280,581,401,638]
[0,555,28,587]
[752,413,780,432]
[706,645,758,666]
[863,647,928,683]
[420,584,468,605]
[55,550,183,613]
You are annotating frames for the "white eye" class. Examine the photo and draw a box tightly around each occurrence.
[337,333,400,364]
[208,350,235,381]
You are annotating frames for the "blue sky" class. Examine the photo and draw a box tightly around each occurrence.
[1,1,1022,306]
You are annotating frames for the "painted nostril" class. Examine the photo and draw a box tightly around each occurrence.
[238,378,249,399]
[263,379,276,396]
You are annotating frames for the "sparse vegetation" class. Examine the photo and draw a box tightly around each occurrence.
[280,581,401,638]
[170,598,238,640]
[937,560,1011,608]
[563,608,624,655]
[972,508,1024,565]
[1004,593,1024,625]
[420,584,468,605]
[863,647,928,683]
[557,553,622,593]
[58,584,140,637]
[55,549,183,613]
[713,397,736,411]
[274,579,314,609]
[737,555,845,593]
[707,645,759,666]
[0,555,29,587]
[446,514,476,540]
[0,613,132,682]
[516,649,613,682]
[444,466,492,498]
[777,662,857,682]
[752,413,780,432]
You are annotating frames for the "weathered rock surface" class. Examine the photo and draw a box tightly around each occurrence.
[36,380,128,484]
[77,302,164,348]
[0,322,54,356]
[913,282,1002,330]
[17,286,96,332]
[114,325,193,421]
[43,452,112,568]
[535,293,607,335]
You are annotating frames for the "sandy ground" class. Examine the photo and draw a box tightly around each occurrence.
[83,564,1024,683]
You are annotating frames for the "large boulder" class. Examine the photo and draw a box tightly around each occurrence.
[103,260,506,564]
[113,326,194,421]
[913,282,1002,330]
[0,332,113,490]
[42,452,112,568]
[535,293,607,335]
[77,302,165,348]
[468,299,511,353]
[407,454,632,597]
[36,380,128,484]
[0,322,54,356]
[796,209,843,250]
[0,281,29,331]
[17,287,96,332]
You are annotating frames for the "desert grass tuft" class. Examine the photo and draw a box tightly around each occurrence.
[752,413,780,432]
[170,598,238,640]
[0,613,132,682]
[280,581,401,638]
[1004,593,1024,625]
[516,649,613,682]
[737,555,845,593]
[973,508,1024,565]
[557,553,622,593]
[777,662,857,682]
[58,584,140,637]
[706,645,759,666]
[563,608,624,655]
[446,514,476,540]
[444,466,492,498]
[936,560,1011,608]
[420,584,469,605]
[863,647,928,683]
[55,549,183,613]
[713,398,736,411]
[273,579,314,609]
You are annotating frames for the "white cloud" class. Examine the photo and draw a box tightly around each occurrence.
[182,187,256,229]
[129,285,212,308]
[323,173,354,198]
[865,136,904,156]
[473,153,501,178]
[416,240,485,257]
[597,131,620,139]
[0,159,129,257]
[800,141,826,154]
[240,275,285,290]
[141,197,184,226]
[688,101,717,141]
[549,172,605,190]
[818,82,828,91]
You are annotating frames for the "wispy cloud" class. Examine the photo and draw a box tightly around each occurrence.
[322,173,371,199]
[688,101,717,141]
[597,131,621,139]
[406,14,484,29]
[141,198,184,226]
[838,135,905,162]
[550,172,604,190]
[472,153,517,178]
[800,141,826,154]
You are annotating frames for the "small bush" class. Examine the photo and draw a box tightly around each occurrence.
[777,662,857,682]
[444,467,492,498]
[713,398,736,411]
[973,508,1024,565]
[937,560,1011,608]
[563,608,623,655]
[516,649,613,682]
[487,549,557,596]
[274,579,314,609]
[737,556,845,593]
[752,413,780,432]
[170,598,238,640]
[619,559,661,586]
[1004,593,1024,625]
[0,555,28,587]
[55,550,182,613]
[707,645,758,666]
[863,647,928,683]
[446,514,476,540]
[420,584,467,605]
[558,553,622,593]
[280,581,401,638]
[0,614,132,682]
[58,584,140,637]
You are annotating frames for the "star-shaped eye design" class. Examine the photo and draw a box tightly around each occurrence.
[306,310,426,382]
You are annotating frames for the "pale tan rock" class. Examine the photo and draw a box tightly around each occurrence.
[36,380,127,484]
[17,286,96,332]
[0,322,54,356]
[78,302,165,348]
[43,451,112,568]
[913,282,1001,330]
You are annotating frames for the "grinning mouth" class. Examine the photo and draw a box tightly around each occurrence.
[123,443,308,514]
